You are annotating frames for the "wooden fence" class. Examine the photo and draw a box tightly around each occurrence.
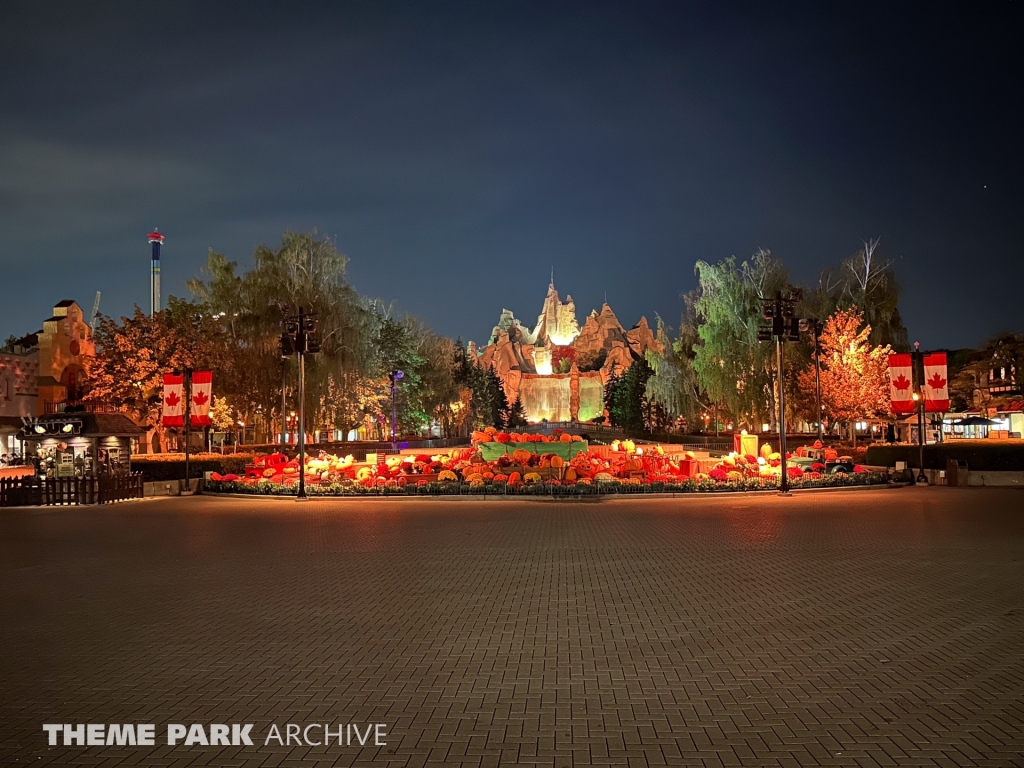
[0,473,144,507]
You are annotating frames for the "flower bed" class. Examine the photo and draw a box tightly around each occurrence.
[205,471,888,497]
[132,453,257,481]
[203,431,889,497]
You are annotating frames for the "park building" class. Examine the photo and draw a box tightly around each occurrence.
[0,300,96,455]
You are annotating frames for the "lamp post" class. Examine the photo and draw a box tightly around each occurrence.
[389,369,405,448]
[174,368,194,495]
[280,306,321,500]
[758,291,801,495]
[280,356,288,445]
[913,341,927,484]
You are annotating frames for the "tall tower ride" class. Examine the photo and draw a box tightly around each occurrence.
[147,229,164,316]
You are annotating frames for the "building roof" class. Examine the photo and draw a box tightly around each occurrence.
[54,300,77,308]
[20,412,146,439]
[87,413,147,435]
[0,416,25,433]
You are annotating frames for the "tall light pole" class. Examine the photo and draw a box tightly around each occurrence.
[389,369,405,448]
[758,292,801,495]
[173,368,193,494]
[280,307,321,500]
[913,341,927,484]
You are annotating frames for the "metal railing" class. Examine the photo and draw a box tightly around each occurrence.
[0,472,143,506]
[42,400,118,414]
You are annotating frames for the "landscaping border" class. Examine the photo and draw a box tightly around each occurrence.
[202,471,892,499]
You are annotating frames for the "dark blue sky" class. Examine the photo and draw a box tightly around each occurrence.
[1,1,1021,349]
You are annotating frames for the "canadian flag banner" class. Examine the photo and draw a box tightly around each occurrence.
[190,371,213,426]
[888,353,915,414]
[162,373,184,427]
[923,353,949,413]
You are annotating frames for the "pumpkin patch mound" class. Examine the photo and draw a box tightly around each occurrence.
[204,439,888,497]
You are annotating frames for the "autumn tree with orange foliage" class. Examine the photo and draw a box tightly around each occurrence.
[797,306,890,445]
[83,298,229,452]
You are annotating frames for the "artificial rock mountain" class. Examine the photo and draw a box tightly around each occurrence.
[471,283,660,423]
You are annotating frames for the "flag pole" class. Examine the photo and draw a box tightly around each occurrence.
[183,368,193,495]
[913,342,926,484]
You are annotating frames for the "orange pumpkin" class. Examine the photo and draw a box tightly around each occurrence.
[559,432,572,442]
[508,471,522,484]
[563,467,577,482]
[550,455,565,469]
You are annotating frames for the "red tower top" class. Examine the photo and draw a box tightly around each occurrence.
[147,229,164,244]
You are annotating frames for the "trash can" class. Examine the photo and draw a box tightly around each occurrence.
[947,459,968,487]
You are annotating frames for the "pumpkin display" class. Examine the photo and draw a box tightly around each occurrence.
[209,436,879,496]
[512,448,532,465]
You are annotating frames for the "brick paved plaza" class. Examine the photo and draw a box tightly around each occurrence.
[2,487,1023,767]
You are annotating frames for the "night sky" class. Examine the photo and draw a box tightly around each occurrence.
[1,2,1021,349]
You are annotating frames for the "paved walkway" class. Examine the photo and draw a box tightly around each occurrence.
[2,488,1023,767]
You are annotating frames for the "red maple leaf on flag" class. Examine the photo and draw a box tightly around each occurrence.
[927,373,946,390]
[892,374,911,391]
[192,390,209,406]
[165,390,181,407]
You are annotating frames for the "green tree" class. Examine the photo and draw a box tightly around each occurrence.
[644,305,704,429]
[691,250,790,429]
[607,357,653,434]
[188,231,378,439]
[804,239,909,351]
[507,394,529,429]
[1,335,19,353]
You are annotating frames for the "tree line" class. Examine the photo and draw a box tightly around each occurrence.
[83,232,502,450]
[641,241,908,438]
[73,231,1018,448]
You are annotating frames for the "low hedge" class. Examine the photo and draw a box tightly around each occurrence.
[131,453,259,481]
[865,441,1024,472]
[204,471,889,498]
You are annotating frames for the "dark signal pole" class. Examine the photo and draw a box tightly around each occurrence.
[281,307,320,500]
[759,292,801,495]
[913,341,927,484]
[389,369,404,449]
